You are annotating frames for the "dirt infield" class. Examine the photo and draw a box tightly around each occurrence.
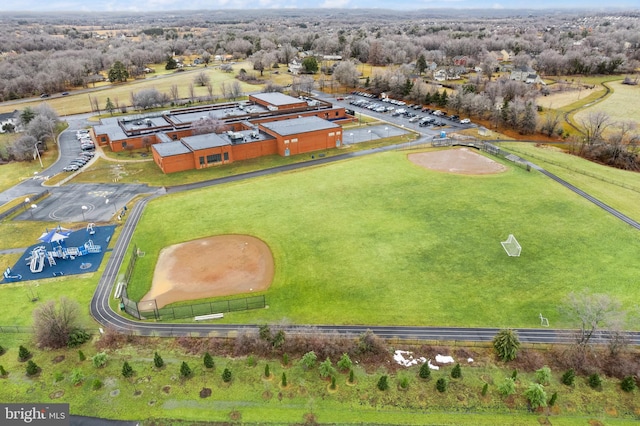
[140,235,274,309]
[408,148,507,175]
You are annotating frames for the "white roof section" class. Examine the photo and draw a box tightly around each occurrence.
[252,92,303,106]
[261,116,340,136]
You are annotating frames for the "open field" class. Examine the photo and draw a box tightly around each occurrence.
[125,148,640,328]
[537,87,601,110]
[0,61,267,116]
[573,80,640,126]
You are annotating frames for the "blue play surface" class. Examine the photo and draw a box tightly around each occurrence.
[2,225,116,283]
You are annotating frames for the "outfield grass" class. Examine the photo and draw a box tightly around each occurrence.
[124,149,640,329]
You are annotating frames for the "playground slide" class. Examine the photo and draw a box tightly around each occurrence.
[30,251,45,273]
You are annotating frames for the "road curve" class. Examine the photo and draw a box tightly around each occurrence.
[90,142,640,345]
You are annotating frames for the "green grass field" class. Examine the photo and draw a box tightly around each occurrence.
[125,148,640,329]
[573,80,640,127]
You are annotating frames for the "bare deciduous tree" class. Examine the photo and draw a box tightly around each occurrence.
[33,297,83,349]
[333,61,359,88]
[579,111,611,146]
[192,116,229,135]
[194,71,210,87]
[169,85,179,103]
[561,291,624,348]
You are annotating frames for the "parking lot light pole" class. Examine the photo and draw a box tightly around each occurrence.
[29,204,37,219]
[34,142,43,168]
[24,197,30,212]
[81,205,87,221]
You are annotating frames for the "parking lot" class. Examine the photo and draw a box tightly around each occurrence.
[337,92,474,138]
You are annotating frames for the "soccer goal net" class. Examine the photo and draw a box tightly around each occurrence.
[501,234,521,257]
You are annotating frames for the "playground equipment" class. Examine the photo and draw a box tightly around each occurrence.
[27,246,46,273]
[87,222,95,235]
[3,267,22,282]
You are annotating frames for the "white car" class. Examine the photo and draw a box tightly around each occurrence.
[460,118,471,124]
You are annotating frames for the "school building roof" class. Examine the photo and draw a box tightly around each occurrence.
[260,116,340,136]
[251,92,303,106]
[152,141,191,157]
[181,133,230,150]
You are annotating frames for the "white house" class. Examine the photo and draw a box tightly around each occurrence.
[0,110,19,133]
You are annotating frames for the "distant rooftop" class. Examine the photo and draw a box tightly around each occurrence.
[251,92,303,106]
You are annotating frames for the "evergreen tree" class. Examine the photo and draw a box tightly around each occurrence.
[548,391,558,406]
[18,345,31,361]
[621,376,636,392]
[301,351,317,370]
[165,56,178,70]
[402,78,414,97]
[588,373,602,389]
[436,377,448,392]
[264,364,270,378]
[301,57,319,74]
[424,92,432,105]
[416,54,427,75]
[222,368,232,383]
[482,383,489,396]
[419,362,431,379]
[121,361,134,378]
[180,362,192,378]
[451,363,462,379]
[561,369,575,386]
[0,365,7,376]
[438,90,448,107]
[330,375,337,390]
[105,98,115,116]
[203,352,215,369]
[431,91,441,106]
[153,352,164,369]
[26,360,39,376]
[78,350,86,362]
[493,329,521,362]
[108,61,129,83]
[281,372,287,387]
[348,369,355,384]
[282,353,289,366]
[377,375,389,391]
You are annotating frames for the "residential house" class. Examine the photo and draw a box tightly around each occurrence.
[510,66,545,84]
[452,55,470,66]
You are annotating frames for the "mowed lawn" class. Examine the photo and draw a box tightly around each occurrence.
[127,149,640,329]
[574,80,640,125]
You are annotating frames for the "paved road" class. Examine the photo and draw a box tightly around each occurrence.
[0,116,160,222]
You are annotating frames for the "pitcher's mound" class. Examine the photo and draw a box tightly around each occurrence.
[141,235,274,309]
[409,148,506,175]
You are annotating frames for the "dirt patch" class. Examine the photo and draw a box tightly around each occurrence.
[141,235,274,309]
[199,388,212,398]
[52,355,65,364]
[409,148,507,175]
[49,390,64,399]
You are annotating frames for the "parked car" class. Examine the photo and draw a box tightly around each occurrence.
[40,93,50,98]
[460,118,471,124]
[61,92,69,96]
[63,164,79,172]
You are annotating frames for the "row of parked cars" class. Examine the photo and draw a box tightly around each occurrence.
[63,130,95,172]
[347,91,472,125]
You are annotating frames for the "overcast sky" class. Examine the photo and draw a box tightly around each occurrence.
[1,0,637,13]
